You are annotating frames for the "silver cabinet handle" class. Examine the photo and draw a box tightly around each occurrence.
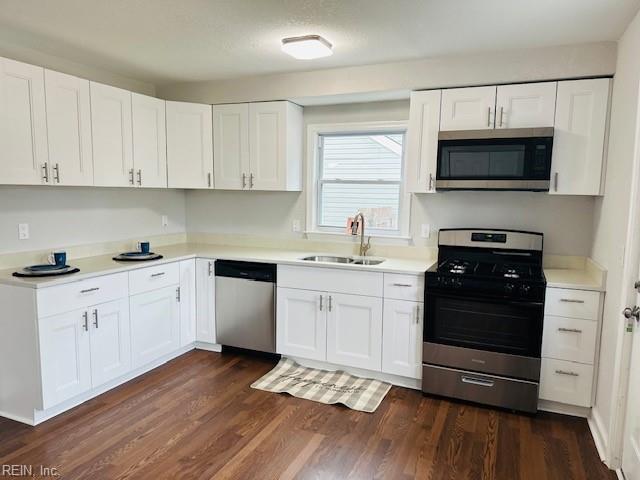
[151,272,165,278]
[207,172,212,188]
[560,298,585,304]
[208,261,213,277]
[137,169,142,186]
[392,283,413,287]
[428,173,433,191]
[461,375,494,387]
[82,311,89,331]
[319,295,323,311]
[328,295,332,312]
[92,309,99,328]
[554,172,559,192]
[129,168,135,185]
[242,173,247,189]
[53,163,60,183]
[249,173,254,189]
[555,369,579,377]
[558,327,582,333]
[80,287,100,294]
[487,106,492,127]
[499,106,504,127]
[42,163,50,183]
[176,286,181,302]
[415,305,420,324]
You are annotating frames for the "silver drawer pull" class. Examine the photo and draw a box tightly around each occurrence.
[80,287,100,294]
[461,376,494,388]
[392,283,413,287]
[558,327,582,333]
[555,369,579,377]
[560,298,585,304]
[151,272,166,278]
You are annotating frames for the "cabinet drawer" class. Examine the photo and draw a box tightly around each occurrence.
[37,272,128,318]
[278,265,383,297]
[129,262,180,295]
[539,358,593,407]
[545,288,600,321]
[383,273,424,302]
[542,316,597,364]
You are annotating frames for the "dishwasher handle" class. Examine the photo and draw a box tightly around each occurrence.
[214,260,277,283]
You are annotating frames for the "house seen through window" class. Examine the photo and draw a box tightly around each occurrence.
[317,131,406,236]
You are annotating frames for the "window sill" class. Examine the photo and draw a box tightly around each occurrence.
[304,231,412,246]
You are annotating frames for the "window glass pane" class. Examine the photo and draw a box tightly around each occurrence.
[320,183,400,230]
[321,134,403,181]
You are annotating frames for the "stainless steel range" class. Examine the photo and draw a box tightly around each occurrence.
[422,228,546,413]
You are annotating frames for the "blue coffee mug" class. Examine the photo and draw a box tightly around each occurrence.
[138,242,150,254]
[48,251,66,266]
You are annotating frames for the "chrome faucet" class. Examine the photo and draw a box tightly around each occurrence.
[352,212,371,257]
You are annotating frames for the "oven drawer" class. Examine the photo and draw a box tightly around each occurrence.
[384,273,424,301]
[539,358,593,407]
[421,364,539,413]
[542,315,597,364]
[545,288,600,321]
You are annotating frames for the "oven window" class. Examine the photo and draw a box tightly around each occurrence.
[425,294,543,357]
[440,144,526,178]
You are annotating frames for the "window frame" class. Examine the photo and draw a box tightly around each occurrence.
[306,121,411,241]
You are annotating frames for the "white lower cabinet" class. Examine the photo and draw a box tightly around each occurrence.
[179,259,197,346]
[382,299,423,379]
[326,293,383,371]
[195,259,216,344]
[276,287,326,361]
[130,285,180,368]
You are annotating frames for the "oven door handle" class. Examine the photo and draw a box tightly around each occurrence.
[426,290,543,308]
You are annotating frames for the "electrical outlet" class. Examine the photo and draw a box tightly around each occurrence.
[292,219,301,233]
[18,223,29,240]
[161,215,168,227]
[421,223,431,239]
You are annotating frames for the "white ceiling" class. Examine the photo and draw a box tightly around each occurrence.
[0,0,637,86]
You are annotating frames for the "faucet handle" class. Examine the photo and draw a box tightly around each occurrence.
[363,236,372,255]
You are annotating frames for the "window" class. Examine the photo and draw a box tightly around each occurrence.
[312,127,408,237]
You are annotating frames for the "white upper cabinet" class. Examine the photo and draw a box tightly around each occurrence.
[44,70,93,186]
[0,57,48,185]
[166,101,213,189]
[550,78,610,196]
[406,90,441,193]
[495,82,557,129]
[213,103,250,190]
[90,82,134,187]
[440,86,497,131]
[131,93,167,188]
[249,101,302,191]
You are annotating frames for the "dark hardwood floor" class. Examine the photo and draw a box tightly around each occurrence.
[0,350,614,479]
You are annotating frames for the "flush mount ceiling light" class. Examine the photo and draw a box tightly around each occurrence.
[281,35,333,60]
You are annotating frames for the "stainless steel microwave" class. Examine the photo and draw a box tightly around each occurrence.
[436,127,553,191]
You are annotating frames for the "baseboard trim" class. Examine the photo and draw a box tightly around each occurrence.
[0,410,35,426]
[588,407,609,462]
[538,399,591,418]
[195,342,222,352]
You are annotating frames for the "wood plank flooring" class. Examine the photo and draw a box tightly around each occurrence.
[0,350,614,479]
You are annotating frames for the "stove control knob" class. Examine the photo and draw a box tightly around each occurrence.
[520,284,531,296]
[504,283,515,294]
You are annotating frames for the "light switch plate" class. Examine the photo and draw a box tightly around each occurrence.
[421,224,431,239]
[161,215,168,227]
[18,223,29,240]
[292,219,301,233]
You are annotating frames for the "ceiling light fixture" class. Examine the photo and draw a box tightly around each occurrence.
[281,35,333,60]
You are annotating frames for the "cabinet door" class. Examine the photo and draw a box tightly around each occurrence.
[382,300,423,379]
[249,101,287,190]
[130,285,180,368]
[406,90,441,193]
[440,86,497,131]
[90,82,133,187]
[39,308,91,408]
[550,78,610,195]
[132,93,167,188]
[495,82,557,129]
[213,103,250,190]
[89,298,131,387]
[0,57,48,185]
[179,259,197,346]
[327,293,383,370]
[166,101,213,189]
[195,259,216,344]
[44,69,93,186]
[276,287,327,361]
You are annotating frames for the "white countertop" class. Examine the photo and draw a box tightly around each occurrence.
[0,243,437,289]
[544,268,605,291]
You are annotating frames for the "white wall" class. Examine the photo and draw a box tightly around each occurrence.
[158,42,616,104]
[590,8,640,459]
[186,100,596,256]
[0,187,186,254]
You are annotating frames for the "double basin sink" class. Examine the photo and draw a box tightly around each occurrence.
[300,255,385,266]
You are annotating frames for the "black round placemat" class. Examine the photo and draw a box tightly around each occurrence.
[13,267,80,278]
[112,253,163,262]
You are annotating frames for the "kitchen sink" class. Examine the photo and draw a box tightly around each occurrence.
[300,255,386,266]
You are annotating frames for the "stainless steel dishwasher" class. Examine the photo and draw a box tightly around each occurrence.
[215,260,277,353]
